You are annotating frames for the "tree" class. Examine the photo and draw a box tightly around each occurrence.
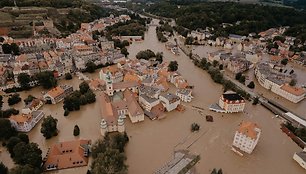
[73,125,80,136]
[17,73,31,89]
[121,47,129,57]
[219,64,223,70]
[86,61,96,73]
[79,82,90,94]
[289,69,294,74]
[247,81,255,89]
[168,61,178,71]
[0,118,16,140]
[217,168,223,174]
[252,97,259,105]
[0,37,4,43]
[8,93,22,106]
[64,109,70,116]
[191,123,200,132]
[12,142,42,168]
[0,95,3,110]
[212,60,219,67]
[65,73,73,80]
[0,162,8,174]
[11,43,20,55]
[10,164,40,174]
[36,71,57,89]
[18,133,29,144]
[24,95,36,105]
[40,115,58,139]
[136,49,155,60]
[239,76,246,84]
[156,52,163,63]
[235,72,242,80]
[2,44,11,54]
[7,137,22,156]
[185,36,194,45]
[91,148,127,174]
[211,168,217,174]
[281,58,288,65]
[289,79,297,86]
[84,90,96,103]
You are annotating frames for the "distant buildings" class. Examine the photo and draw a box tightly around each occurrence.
[209,91,245,113]
[43,139,91,171]
[293,148,306,170]
[232,121,261,154]
[9,110,45,132]
[43,85,73,104]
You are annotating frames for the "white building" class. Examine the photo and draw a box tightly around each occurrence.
[176,89,193,102]
[43,85,73,104]
[232,121,261,154]
[21,99,44,115]
[218,91,245,113]
[139,94,160,111]
[159,93,180,112]
[271,84,305,103]
[9,110,45,132]
[293,148,306,170]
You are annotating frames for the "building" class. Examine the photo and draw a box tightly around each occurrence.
[139,94,160,111]
[99,64,123,83]
[9,110,45,132]
[43,139,91,171]
[293,148,306,170]
[176,89,193,102]
[232,121,261,154]
[100,92,125,136]
[159,93,180,112]
[43,85,73,104]
[124,90,144,123]
[272,84,305,103]
[216,91,245,113]
[21,98,44,114]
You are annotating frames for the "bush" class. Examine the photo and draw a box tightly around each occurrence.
[191,123,200,132]
[64,109,70,116]
[247,81,255,89]
[252,97,259,105]
[65,73,73,80]
[73,125,80,136]
[8,93,21,106]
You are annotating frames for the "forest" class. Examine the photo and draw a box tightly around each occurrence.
[145,1,306,40]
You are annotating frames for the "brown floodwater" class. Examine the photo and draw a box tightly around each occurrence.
[0,19,305,174]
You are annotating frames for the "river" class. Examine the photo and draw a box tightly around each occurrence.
[0,18,304,174]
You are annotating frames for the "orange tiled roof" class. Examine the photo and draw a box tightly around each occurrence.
[43,139,91,171]
[124,72,141,83]
[9,114,32,124]
[280,84,306,96]
[238,121,259,139]
[47,86,65,98]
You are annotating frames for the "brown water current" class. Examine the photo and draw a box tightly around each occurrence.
[0,19,304,174]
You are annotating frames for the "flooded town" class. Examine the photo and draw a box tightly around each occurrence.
[1,1,306,174]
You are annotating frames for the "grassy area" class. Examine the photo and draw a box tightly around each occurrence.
[0,11,13,22]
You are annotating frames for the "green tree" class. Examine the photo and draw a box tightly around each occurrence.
[84,90,96,103]
[281,58,288,65]
[7,137,22,156]
[247,81,255,89]
[2,44,11,54]
[235,72,242,80]
[191,123,200,132]
[185,36,194,45]
[121,47,129,57]
[79,81,90,94]
[86,61,96,73]
[8,93,22,106]
[156,52,163,63]
[73,125,80,136]
[219,64,223,70]
[17,73,31,89]
[252,97,259,105]
[23,95,36,105]
[91,148,127,174]
[18,133,29,144]
[40,115,58,139]
[212,60,219,67]
[11,43,20,55]
[239,76,246,84]
[10,164,40,174]
[0,37,4,42]
[0,162,8,174]
[65,73,73,80]
[12,142,42,168]
[0,95,3,110]
[136,49,156,60]
[289,79,297,86]
[168,61,178,71]
[36,71,57,89]
[0,118,16,140]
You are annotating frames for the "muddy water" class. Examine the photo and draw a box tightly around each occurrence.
[0,18,304,174]
[125,19,304,174]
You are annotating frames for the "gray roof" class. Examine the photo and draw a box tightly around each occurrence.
[296,151,306,161]
[160,93,180,102]
[140,94,159,104]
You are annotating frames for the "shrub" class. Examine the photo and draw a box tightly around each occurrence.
[191,123,200,132]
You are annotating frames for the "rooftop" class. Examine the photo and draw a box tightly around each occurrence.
[280,84,306,96]
[222,91,244,101]
[237,121,260,140]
